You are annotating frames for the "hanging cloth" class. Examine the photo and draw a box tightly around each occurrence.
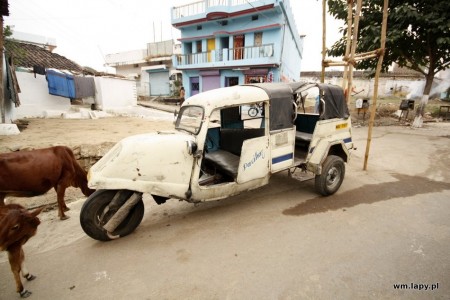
[5,55,21,107]
[74,76,95,98]
[46,70,76,99]
[33,65,46,77]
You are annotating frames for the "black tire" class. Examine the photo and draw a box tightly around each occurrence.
[80,189,144,241]
[315,155,345,196]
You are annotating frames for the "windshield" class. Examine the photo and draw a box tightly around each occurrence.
[175,105,204,135]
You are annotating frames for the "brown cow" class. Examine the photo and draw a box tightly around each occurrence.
[0,146,95,220]
[0,204,45,298]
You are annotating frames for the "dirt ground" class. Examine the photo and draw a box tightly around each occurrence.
[1,106,449,299]
[0,114,174,152]
[0,112,175,211]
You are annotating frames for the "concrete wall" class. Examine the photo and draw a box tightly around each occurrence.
[115,64,141,77]
[300,74,450,100]
[13,71,71,119]
[280,25,302,82]
[279,0,303,82]
[3,71,138,122]
[94,77,137,110]
[104,49,147,66]
[138,70,149,97]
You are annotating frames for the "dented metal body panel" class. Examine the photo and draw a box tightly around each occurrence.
[88,132,196,199]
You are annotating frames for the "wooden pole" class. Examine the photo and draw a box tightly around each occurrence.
[354,49,380,58]
[320,0,326,83]
[346,0,363,104]
[324,52,379,66]
[0,16,5,123]
[324,61,350,67]
[363,0,389,171]
[342,0,353,94]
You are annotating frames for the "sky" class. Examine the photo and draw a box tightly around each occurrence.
[4,0,344,72]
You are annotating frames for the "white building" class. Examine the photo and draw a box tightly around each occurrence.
[105,40,181,97]
[0,31,138,134]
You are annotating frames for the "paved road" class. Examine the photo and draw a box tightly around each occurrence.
[1,123,449,299]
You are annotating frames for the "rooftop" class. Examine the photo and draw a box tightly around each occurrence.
[5,40,83,73]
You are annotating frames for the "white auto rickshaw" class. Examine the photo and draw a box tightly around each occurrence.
[80,82,353,241]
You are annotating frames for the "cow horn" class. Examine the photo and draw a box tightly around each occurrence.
[30,205,46,217]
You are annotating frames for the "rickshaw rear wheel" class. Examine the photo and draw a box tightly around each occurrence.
[315,155,345,196]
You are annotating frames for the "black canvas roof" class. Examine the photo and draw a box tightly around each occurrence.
[248,82,307,131]
[248,82,349,128]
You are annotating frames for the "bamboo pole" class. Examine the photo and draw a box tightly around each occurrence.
[0,16,5,124]
[320,0,326,83]
[354,49,380,58]
[324,61,349,66]
[363,0,389,171]
[346,0,363,104]
[342,0,354,93]
[354,53,379,60]
[325,53,379,66]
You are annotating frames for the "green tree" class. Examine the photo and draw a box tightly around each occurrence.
[327,0,450,127]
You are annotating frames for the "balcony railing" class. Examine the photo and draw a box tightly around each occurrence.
[172,0,261,19]
[176,43,274,66]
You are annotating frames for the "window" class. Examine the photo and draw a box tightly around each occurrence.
[191,82,200,91]
[175,106,204,135]
[254,32,262,47]
[216,103,265,130]
[225,77,239,87]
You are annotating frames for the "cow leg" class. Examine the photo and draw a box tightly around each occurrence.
[21,261,36,281]
[55,185,69,220]
[0,193,5,206]
[8,245,31,297]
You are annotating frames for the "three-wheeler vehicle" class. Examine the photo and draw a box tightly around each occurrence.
[80,82,353,241]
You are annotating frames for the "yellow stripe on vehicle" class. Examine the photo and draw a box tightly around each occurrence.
[336,123,348,129]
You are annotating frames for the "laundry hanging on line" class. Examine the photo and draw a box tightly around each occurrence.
[46,70,96,99]
[33,65,46,77]
[46,70,76,99]
[74,76,95,98]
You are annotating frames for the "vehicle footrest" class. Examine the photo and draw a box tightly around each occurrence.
[295,131,313,142]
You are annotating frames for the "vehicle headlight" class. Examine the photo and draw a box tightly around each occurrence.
[186,140,198,155]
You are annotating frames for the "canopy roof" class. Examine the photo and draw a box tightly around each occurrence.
[186,82,349,123]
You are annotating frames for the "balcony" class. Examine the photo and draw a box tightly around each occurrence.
[174,43,274,68]
[172,0,271,22]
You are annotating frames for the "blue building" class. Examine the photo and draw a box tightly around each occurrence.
[171,0,304,97]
